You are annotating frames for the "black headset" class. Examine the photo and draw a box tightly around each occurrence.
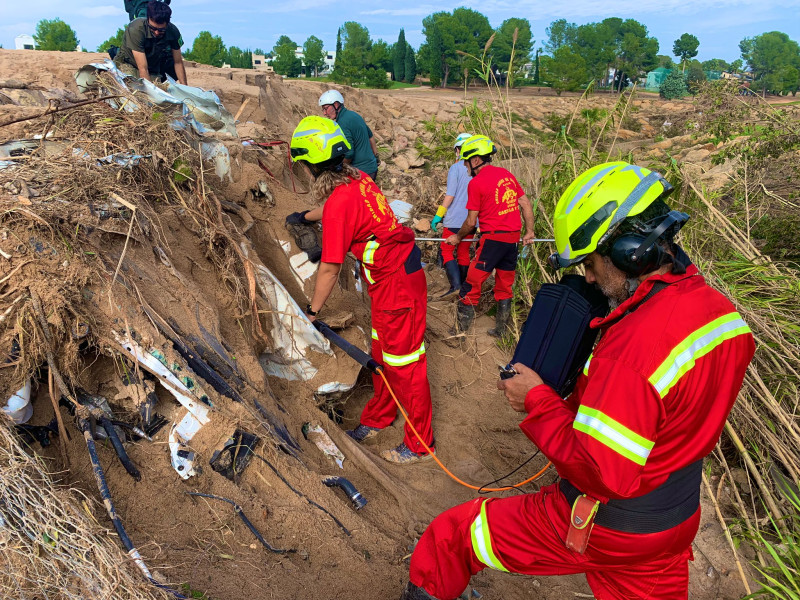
[608,210,690,276]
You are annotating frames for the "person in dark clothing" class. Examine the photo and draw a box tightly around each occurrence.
[124,0,169,21]
[114,0,187,85]
[318,90,380,180]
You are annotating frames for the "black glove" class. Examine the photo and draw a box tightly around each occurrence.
[374,154,381,168]
[286,210,312,226]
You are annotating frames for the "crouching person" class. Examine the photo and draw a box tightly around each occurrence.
[401,162,755,599]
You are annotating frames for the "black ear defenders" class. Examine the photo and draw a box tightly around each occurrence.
[608,210,690,277]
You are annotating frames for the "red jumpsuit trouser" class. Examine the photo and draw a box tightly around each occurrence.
[440,227,471,267]
[459,232,519,306]
[410,482,699,600]
[359,252,434,454]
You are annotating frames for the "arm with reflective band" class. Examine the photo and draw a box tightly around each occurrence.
[648,312,751,398]
[520,358,660,500]
[470,500,509,572]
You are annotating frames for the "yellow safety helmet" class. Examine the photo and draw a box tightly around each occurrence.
[290,116,351,167]
[460,135,496,161]
[549,162,674,269]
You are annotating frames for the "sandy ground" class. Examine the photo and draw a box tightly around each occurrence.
[0,49,758,600]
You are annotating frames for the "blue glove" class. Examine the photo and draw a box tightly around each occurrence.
[431,215,443,232]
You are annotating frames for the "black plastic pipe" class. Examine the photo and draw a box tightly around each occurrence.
[313,320,381,373]
[80,418,187,598]
[322,476,367,510]
[98,415,141,481]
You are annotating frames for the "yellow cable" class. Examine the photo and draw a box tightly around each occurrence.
[377,368,551,492]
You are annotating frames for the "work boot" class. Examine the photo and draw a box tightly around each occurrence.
[487,299,512,338]
[346,424,381,442]
[381,442,435,465]
[456,302,475,333]
[438,261,462,300]
[400,582,440,600]
[459,264,469,284]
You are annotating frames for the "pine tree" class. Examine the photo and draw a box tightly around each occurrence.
[334,27,342,72]
[404,44,416,83]
[393,29,406,82]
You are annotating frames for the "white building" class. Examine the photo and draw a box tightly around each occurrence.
[15,35,35,50]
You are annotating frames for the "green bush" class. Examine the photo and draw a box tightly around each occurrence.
[660,70,688,100]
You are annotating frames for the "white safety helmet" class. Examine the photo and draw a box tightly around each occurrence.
[454,132,473,148]
[319,90,345,107]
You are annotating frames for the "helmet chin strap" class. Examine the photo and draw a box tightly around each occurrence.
[467,157,485,177]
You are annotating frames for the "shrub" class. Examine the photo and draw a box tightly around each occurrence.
[660,70,688,100]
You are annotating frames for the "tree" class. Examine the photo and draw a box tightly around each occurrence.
[272,35,302,77]
[370,39,393,74]
[493,18,534,84]
[673,33,699,72]
[741,31,800,93]
[419,8,492,87]
[570,21,616,86]
[730,58,744,74]
[659,69,688,99]
[34,18,79,51]
[303,35,325,77]
[685,59,706,93]
[656,55,676,70]
[334,27,342,72]
[332,21,372,84]
[404,44,417,83]
[393,29,406,82]
[185,31,226,67]
[701,58,730,72]
[546,46,587,95]
[609,20,659,91]
[545,19,576,55]
[227,46,253,69]
[364,67,390,88]
[98,28,125,53]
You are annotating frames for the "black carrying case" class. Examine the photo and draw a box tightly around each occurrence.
[504,274,608,397]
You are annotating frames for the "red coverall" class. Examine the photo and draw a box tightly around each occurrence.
[459,165,526,306]
[440,227,471,268]
[321,173,434,454]
[410,265,755,599]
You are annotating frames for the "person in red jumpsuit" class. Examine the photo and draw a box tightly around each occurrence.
[401,162,755,599]
[446,135,536,337]
[287,116,434,465]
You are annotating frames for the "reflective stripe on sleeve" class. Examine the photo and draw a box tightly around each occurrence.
[470,500,509,572]
[573,406,655,466]
[648,312,751,398]
[583,354,593,376]
[382,342,425,367]
[371,328,379,340]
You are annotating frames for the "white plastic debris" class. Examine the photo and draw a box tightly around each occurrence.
[389,199,413,223]
[304,423,345,469]
[2,379,32,424]
[114,332,210,479]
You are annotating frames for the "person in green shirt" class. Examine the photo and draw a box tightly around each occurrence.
[114,1,187,85]
[318,90,380,180]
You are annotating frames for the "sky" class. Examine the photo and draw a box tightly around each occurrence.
[3,0,800,64]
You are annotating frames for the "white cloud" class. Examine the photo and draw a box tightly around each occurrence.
[362,6,441,17]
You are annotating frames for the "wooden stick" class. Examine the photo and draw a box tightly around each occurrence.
[233,98,250,122]
[48,370,71,471]
[0,95,121,128]
[702,471,752,595]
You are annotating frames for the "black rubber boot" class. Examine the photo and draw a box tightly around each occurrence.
[399,582,440,600]
[439,261,462,299]
[459,264,469,285]
[456,302,475,333]
[487,299,512,338]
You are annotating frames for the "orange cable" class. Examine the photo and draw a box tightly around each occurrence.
[377,368,551,492]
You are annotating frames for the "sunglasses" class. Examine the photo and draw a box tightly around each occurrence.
[149,23,168,33]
